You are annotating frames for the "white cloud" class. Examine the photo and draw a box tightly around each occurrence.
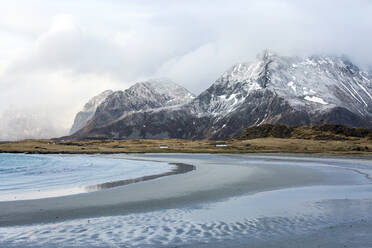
[48,14,80,34]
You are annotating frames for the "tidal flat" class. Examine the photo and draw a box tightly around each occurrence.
[0,153,372,248]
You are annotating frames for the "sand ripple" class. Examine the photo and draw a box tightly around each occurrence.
[1,196,372,248]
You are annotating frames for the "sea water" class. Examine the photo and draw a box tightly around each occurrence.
[0,153,174,201]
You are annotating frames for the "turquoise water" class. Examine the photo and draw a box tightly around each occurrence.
[0,153,173,200]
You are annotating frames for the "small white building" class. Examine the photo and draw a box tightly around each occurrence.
[215,142,227,147]
[159,145,169,149]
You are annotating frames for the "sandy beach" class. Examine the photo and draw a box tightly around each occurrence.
[0,154,324,226]
[1,153,372,248]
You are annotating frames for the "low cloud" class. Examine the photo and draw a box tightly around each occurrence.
[0,109,66,140]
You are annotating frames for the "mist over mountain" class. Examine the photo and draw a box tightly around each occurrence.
[0,110,64,141]
[69,51,372,140]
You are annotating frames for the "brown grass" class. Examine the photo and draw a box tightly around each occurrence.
[0,137,371,155]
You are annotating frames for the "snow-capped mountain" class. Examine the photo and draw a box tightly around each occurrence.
[187,50,372,138]
[70,90,113,134]
[70,51,372,140]
[193,51,372,117]
[71,78,195,137]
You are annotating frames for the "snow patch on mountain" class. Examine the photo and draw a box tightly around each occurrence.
[304,96,328,105]
[287,81,296,92]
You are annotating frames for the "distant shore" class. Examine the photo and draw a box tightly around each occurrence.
[0,137,371,155]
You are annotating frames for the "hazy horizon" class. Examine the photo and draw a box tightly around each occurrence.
[1,0,372,140]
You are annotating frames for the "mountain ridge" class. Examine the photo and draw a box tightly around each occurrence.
[71,78,195,138]
[69,51,372,140]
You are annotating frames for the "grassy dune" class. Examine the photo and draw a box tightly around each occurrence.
[1,125,371,155]
[0,137,371,155]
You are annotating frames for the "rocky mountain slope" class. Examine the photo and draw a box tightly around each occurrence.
[70,90,113,134]
[71,78,195,138]
[70,51,372,140]
[188,51,372,138]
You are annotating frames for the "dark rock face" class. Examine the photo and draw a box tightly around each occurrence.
[206,90,310,139]
[80,109,211,140]
[70,51,372,140]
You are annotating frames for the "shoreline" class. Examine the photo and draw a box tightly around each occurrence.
[1,150,372,156]
[85,162,195,191]
[1,150,372,157]
[1,150,372,161]
[0,159,195,202]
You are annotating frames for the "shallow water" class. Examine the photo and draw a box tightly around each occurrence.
[0,153,174,200]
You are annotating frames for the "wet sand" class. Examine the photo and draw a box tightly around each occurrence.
[0,154,323,226]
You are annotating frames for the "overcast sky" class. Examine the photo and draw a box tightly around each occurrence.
[0,0,372,140]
